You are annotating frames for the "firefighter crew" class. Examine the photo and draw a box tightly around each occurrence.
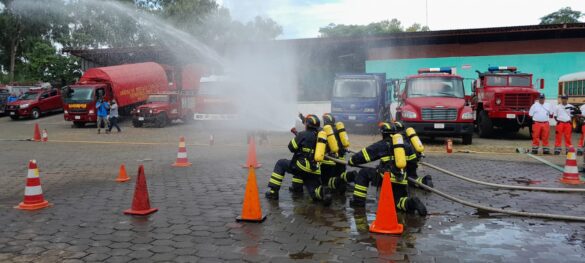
[529,93,553,155]
[346,122,427,216]
[265,114,332,206]
[394,121,433,188]
[578,104,585,156]
[553,94,575,155]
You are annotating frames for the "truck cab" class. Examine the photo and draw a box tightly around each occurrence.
[331,73,391,130]
[132,92,195,128]
[471,66,541,137]
[7,87,63,120]
[62,84,111,127]
[395,67,474,144]
[194,75,237,120]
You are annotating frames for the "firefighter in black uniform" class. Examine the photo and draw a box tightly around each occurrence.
[394,121,433,188]
[320,113,348,193]
[265,115,332,205]
[346,122,427,216]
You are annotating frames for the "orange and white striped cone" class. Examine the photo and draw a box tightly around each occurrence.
[172,136,192,167]
[15,160,50,210]
[560,147,582,184]
[41,129,48,142]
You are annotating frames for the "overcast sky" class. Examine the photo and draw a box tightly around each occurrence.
[218,0,584,39]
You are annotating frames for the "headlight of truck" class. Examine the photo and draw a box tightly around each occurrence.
[495,98,502,105]
[137,109,141,113]
[461,112,474,120]
[89,110,95,114]
[364,108,375,113]
[20,104,29,109]
[402,110,417,119]
[64,110,68,114]
[149,109,153,114]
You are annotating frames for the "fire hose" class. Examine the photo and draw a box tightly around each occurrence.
[420,161,585,193]
[325,155,585,222]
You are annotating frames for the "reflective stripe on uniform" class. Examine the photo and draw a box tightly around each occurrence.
[354,184,368,191]
[381,156,391,162]
[398,197,408,210]
[321,159,336,165]
[315,186,322,199]
[296,160,321,174]
[406,154,417,161]
[291,138,298,149]
[271,173,284,180]
[341,172,347,181]
[292,178,304,184]
[269,178,282,186]
[362,148,371,162]
[353,189,367,197]
[416,177,424,184]
[302,147,312,153]
[390,174,408,185]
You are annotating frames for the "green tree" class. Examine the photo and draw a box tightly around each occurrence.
[22,41,81,83]
[540,7,583,25]
[319,19,430,37]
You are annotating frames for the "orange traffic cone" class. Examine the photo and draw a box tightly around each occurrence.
[236,167,266,223]
[124,165,158,216]
[41,129,48,142]
[33,123,41,142]
[560,147,582,184]
[15,160,50,210]
[115,164,130,182]
[242,136,262,168]
[369,172,404,234]
[172,136,192,167]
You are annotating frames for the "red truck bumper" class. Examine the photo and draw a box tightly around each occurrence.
[488,111,530,119]
[64,113,96,123]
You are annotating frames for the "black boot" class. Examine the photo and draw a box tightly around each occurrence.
[554,147,561,155]
[288,186,303,193]
[531,147,538,154]
[406,197,427,216]
[322,187,332,206]
[543,148,551,155]
[422,175,433,188]
[349,198,366,208]
[265,189,279,200]
[578,148,584,156]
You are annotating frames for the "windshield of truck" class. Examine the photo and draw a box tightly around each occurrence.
[63,87,94,103]
[486,76,531,87]
[147,95,169,103]
[333,79,377,98]
[407,77,464,98]
[19,92,40,101]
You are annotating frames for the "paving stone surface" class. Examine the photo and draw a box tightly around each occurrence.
[0,114,585,262]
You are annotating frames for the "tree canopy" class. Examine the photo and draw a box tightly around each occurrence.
[319,19,430,38]
[540,7,583,25]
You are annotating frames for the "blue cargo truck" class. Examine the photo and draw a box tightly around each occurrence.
[331,73,393,130]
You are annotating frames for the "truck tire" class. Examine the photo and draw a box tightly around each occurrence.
[73,122,85,128]
[156,113,168,128]
[477,111,493,138]
[132,119,143,128]
[31,108,40,119]
[462,134,473,145]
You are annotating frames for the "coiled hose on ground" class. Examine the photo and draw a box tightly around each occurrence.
[325,156,585,222]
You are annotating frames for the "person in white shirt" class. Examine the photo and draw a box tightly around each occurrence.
[528,93,552,154]
[578,104,585,155]
[553,95,575,155]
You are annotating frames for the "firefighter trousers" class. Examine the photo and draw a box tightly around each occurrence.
[531,122,550,148]
[319,162,347,191]
[554,122,573,149]
[351,168,414,212]
[268,159,327,201]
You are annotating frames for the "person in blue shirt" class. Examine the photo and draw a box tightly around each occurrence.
[96,96,110,134]
[7,93,18,103]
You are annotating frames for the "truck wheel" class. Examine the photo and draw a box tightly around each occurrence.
[132,119,143,128]
[156,114,168,128]
[31,108,40,119]
[477,111,493,138]
[73,122,85,128]
[462,134,473,145]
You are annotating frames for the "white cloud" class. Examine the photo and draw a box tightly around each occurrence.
[220,0,585,39]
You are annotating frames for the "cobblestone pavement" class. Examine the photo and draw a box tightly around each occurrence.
[0,114,585,262]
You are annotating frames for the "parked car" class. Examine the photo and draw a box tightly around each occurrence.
[6,88,63,120]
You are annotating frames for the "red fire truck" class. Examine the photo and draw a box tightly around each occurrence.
[62,62,170,127]
[471,66,542,137]
[395,67,474,144]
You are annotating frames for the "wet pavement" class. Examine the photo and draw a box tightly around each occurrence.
[0,114,585,262]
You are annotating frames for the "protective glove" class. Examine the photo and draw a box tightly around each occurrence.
[290,127,298,135]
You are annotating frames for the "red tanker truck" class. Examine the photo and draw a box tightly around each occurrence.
[62,62,170,127]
